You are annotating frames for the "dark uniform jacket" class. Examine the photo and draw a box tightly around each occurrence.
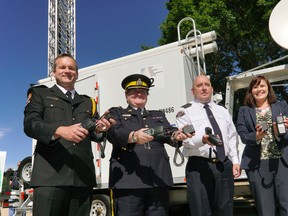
[107,105,175,189]
[24,85,100,187]
[237,101,288,170]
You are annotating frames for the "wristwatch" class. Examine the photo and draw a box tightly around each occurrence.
[132,131,137,143]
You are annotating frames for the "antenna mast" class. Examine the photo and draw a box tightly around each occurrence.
[47,0,76,76]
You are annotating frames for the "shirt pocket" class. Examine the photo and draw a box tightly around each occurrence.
[121,117,139,131]
[191,113,208,124]
[77,107,93,121]
[43,99,65,123]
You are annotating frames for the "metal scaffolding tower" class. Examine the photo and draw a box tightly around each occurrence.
[47,0,76,76]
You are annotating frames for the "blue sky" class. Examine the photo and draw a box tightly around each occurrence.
[0,0,168,169]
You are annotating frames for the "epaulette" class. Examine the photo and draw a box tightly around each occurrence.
[109,106,123,110]
[148,110,165,115]
[181,103,192,109]
[108,106,122,113]
[82,94,91,99]
[27,85,48,96]
[149,109,163,113]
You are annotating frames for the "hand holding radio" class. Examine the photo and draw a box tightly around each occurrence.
[81,112,114,132]
[140,125,194,149]
[143,125,195,139]
[276,115,287,135]
[260,122,268,132]
[205,127,223,146]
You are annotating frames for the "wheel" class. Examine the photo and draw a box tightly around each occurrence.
[90,194,111,216]
[17,156,32,185]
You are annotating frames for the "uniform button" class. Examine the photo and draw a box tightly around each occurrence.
[117,157,120,160]
[73,143,76,146]
[145,125,148,127]
[72,118,75,121]
[143,118,146,120]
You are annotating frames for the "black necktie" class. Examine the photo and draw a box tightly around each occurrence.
[137,108,143,115]
[204,103,226,162]
[66,91,72,102]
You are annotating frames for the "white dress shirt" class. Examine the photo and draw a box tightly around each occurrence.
[176,100,239,164]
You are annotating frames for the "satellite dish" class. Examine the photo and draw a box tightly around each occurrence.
[269,0,288,49]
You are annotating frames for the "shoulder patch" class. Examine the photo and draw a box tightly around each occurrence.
[181,103,192,109]
[26,93,32,105]
[26,85,48,105]
[176,111,185,118]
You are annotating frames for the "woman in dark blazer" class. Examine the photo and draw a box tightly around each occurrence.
[237,76,288,216]
[237,75,288,216]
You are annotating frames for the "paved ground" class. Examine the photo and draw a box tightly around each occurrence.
[0,203,279,216]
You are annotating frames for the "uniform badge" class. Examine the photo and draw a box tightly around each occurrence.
[136,78,143,86]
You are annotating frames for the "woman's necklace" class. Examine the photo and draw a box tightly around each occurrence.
[255,106,270,113]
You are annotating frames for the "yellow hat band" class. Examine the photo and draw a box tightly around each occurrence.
[125,80,148,89]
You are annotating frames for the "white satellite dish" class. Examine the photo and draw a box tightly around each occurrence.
[269,0,288,49]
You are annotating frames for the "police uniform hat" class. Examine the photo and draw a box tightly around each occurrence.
[121,74,153,91]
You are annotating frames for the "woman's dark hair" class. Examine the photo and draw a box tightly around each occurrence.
[244,75,277,107]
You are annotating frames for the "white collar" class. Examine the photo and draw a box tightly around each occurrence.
[56,84,76,97]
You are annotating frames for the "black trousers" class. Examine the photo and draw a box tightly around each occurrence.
[112,187,169,216]
[33,186,93,216]
[186,156,234,216]
[246,158,288,216]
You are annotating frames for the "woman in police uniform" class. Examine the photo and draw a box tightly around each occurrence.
[107,74,191,216]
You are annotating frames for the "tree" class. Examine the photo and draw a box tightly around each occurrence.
[158,0,288,94]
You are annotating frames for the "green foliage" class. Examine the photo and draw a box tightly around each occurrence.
[159,0,288,93]
[140,44,154,51]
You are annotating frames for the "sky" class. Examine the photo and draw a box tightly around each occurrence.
[0,0,169,170]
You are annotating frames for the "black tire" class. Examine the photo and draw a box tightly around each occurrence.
[90,194,111,216]
[17,156,32,186]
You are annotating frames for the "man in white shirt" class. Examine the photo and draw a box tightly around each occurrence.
[176,75,240,216]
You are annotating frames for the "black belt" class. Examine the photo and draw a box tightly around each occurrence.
[189,156,229,164]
